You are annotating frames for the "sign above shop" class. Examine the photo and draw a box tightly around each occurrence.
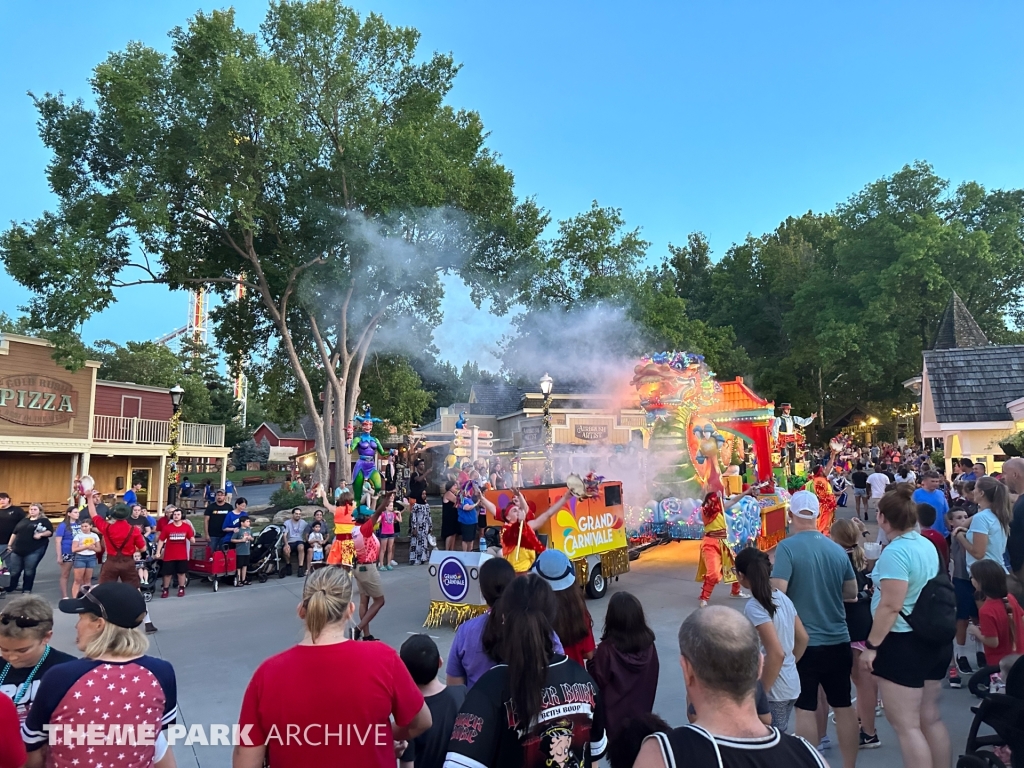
[574,424,609,441]
[0,374,78,427]
[521,424,544,447]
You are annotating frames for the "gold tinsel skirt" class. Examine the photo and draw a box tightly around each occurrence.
[423,601,488,628]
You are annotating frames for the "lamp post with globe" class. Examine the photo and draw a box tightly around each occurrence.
[540,373,554,484]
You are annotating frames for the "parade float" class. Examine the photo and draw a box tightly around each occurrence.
[424,477,628,627]
[625,352,790,552]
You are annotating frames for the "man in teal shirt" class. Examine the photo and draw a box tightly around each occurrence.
[772,490,859,767]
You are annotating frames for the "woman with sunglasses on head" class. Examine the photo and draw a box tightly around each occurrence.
[22,583,178,767]
[0,595,76,725]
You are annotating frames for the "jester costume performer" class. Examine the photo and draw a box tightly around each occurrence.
[501,501,546,573]
[695,492,742,604]
[350,406,387,503]
[322,484,357,567]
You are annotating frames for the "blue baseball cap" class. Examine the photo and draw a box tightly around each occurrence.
[530,549,577,592]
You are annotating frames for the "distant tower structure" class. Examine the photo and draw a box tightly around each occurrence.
[155,284,248,428]
[187,289,209,346]
[154,289,209,352]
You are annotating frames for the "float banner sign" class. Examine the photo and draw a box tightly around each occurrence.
[548,489,627,559]
[438,557,469,602]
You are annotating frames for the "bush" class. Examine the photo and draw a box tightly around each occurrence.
[930,449,945,466]
[269,487,309,510]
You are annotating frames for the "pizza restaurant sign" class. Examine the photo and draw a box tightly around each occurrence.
[0,375,78,426]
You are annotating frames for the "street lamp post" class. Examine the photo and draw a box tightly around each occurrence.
[540,373,554,484]
[164,383,185,509]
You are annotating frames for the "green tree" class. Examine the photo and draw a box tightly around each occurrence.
[358,354,432,436]
[0,2,546,485]
[0,313,35,335]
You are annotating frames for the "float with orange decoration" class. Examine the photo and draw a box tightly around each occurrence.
[484,477,629,599]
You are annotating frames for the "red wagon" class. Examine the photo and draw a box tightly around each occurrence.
[188,541,236,592]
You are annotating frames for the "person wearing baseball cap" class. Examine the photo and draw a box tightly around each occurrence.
[771,489,860,763]
[531,550,596,667]
[22,583,178,767]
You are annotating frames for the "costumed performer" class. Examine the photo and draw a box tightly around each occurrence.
[500,488,573,573]
[319,485,356,567]
[696,486,756,606]
[350,406,387,503]
[808,448,839,536]
[771,403,817,475]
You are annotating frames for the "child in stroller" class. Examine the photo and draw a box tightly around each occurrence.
[958,654,1024,768]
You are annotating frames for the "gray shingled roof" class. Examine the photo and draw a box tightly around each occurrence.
[261,415,318,440]
[933,291,989,350]
[924,345,1024,423]
[469,383,525,416]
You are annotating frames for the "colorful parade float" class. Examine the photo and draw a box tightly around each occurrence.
[626,352,790,553]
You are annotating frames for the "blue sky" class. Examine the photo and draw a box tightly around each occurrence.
[2,1,1023,371]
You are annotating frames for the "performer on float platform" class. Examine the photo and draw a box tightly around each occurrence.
[696,486,755,607]
[771,403,816,475]
[500,488,573,573]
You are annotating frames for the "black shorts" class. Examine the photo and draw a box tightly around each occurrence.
[235,554,250,568]
[478,513,487,529]
[795,643,853,710]
[283,540,304,549]
[872,631,952,688]
[161,559,189,576]
[461,523,477,543]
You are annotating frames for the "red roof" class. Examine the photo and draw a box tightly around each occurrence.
[707,377,771,413]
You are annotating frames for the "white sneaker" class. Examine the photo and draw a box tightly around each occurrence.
[699,600,708,608]
[817,736,831,751]
[730,590,750,599]
[390,560,398,567]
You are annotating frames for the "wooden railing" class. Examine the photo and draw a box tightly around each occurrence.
[93,416,224,448]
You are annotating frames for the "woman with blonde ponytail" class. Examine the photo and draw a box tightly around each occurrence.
[234,567,431,768]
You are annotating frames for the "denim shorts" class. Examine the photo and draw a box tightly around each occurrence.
[854,488,867,497]
[73,554,98,570]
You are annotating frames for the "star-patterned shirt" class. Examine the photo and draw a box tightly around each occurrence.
[22,656,177,768]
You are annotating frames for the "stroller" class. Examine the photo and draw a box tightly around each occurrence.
[247,524,286,582]
[958,655,1024,768]
[137,540,161,602]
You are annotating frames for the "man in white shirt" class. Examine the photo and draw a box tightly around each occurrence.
[866,464,890,514]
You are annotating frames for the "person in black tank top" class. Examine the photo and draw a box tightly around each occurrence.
[633,607,825,768]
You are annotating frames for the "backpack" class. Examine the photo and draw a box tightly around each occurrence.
[900,571,957,645]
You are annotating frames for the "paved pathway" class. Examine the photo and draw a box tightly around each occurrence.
[16,501,986,767]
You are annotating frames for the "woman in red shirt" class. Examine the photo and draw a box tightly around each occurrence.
[531,549,595,667]
[233,566,430,768]
[968,560,1024,668]
[156,508,195,598]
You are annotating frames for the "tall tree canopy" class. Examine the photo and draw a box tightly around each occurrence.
[1,1,545,483]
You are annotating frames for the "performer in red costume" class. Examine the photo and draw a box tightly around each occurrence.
[695,486,756,606]
[500,488,573,573]
[807,449,839,537]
